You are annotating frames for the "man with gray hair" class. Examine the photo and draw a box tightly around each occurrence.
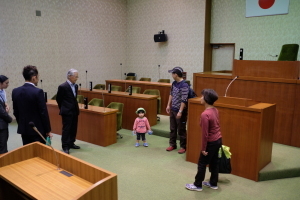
[56,69,80,154]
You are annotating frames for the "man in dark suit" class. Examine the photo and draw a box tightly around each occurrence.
[56,69,80,154]
[12,65,52,145]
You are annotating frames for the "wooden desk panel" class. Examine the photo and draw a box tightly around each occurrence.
[230,79,296,145]
[78,89,158,130]
[233,60,300,79]
[193,72,232,98]
[0,158,92,200]
[105,79,171,115]
[291,80,300,147]
[47,100,118,147]
[186,97,275,181]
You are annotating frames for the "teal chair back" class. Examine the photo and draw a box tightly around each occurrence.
[158,79,170,83]
[107,102,124,131]
[125,86,141,94]
[278,44,299,61]
[139,77,151,82]
[88,98,104,107]
[126,76,136,80]
[76,95,84,104]
[143,89,161,114]
[93,84,106,90]
[111,85,122,91]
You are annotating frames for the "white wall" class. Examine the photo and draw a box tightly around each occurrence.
[0,0,127,109]
[126,0,206,82]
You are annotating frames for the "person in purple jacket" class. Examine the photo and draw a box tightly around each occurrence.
[186,89,222,191]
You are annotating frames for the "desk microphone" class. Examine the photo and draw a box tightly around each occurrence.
[40,79,47,102]
[128,85,132,95]
[29,122,60,170]
[85,70,88,89]
[225,76,239,97]
[158,65,160,81]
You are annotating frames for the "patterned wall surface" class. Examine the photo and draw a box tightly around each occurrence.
[126,0,206,83]
[0,0,127,111]
[211,0,300,65]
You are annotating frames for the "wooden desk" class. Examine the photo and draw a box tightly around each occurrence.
[291,80,300,147]
[186,97,276,181]
[0,142,117,200]
[78,89,158,130]
[105,79,171,115]
[193,60,300,147]
[47,100,118,147]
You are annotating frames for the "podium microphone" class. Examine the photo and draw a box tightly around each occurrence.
[40,79,43,89]
[29,122,60,170]
[225,76,239,97]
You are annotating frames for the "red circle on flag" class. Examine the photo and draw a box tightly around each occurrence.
[258,0,275,9]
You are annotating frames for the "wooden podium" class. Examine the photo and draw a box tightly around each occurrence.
[0,142,117,200]
[193,60,300,147]
[186,97,276,181]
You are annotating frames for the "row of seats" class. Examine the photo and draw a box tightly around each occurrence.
[126,76,171,83]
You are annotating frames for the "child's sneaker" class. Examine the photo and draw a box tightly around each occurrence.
[135,143,140,147]
[143,143,148,147]
[185,184,202,191]
[202,181,218,190]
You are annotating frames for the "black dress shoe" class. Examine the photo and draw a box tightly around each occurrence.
[70,144,80,149]
[63,148,69,154]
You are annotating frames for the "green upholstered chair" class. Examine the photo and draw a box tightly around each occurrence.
[278,44,299,61]
[88,98,104,107]
[76,95,84,104]
[139,77,151,82]
[107,102,124,138]
[143,89,161,121]
[125,86,141,94]
[111,85,122,91]
[51,94,57,100]
[158,79,170,83]
[93,84,106,90]
[125,76,136,80]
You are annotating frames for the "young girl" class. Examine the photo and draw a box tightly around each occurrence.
[186,89,222,191]
[133,107,151,147]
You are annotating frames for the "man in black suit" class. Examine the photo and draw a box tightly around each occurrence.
[12,65,52,145]
[56,69,80,154]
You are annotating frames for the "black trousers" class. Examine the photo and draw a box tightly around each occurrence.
[61,114,78,149]
[194,138,222,187]
[169,109,187,149]
[0,128,9,154]
[136,133,146,141]
[21,133,46,146]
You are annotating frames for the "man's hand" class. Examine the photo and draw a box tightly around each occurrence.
[202,151,208,156]
[47,132,53,138]
[176,112,182,119]
[166,106,170,114]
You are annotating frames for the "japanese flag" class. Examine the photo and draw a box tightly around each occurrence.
[246,0,290,17]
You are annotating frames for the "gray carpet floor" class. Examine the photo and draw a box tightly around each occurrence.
[6,122,300,200]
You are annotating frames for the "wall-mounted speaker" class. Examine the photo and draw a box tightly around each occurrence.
[154,34,167,42]
[154,31,168,42]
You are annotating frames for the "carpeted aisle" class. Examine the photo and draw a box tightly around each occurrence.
[6,122,300,200]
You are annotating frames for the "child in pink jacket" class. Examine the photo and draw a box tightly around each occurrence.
[133,108,152,147]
